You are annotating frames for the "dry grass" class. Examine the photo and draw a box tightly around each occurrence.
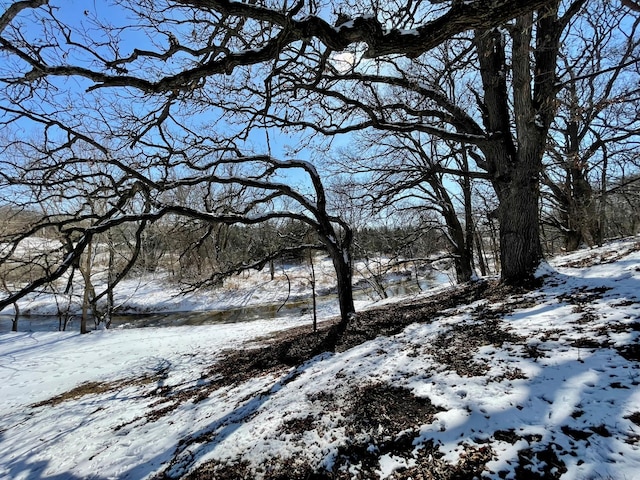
[30,370,166,408]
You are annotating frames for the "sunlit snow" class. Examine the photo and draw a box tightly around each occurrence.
[1,238,639,479]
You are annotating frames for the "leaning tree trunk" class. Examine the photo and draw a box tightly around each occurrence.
[449,224,474,284]
[431,176,475,283]
[318,221,355,329]
[330,245,355,330]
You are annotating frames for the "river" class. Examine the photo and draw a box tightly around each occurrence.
[0,273,448,332]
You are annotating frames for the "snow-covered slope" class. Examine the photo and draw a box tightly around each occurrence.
[1,238,639,479]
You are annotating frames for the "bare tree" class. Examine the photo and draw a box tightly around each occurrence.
[339,131,482,283]
[283,2,586,284]
[0,0,565,291]
[542,1,640,250]
[149,155,357,325]
[605,172,640,237]
[0,127,356,327]
[0,132,154,330]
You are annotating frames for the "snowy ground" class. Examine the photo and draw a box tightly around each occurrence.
[1,238,639,479]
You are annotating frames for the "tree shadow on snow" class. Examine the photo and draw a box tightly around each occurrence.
[129,271,640,479]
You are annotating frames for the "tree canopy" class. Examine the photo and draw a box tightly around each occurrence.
[1,0,639,329]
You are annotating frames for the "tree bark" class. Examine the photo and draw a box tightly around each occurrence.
[474,3,566,285]
[425,169,475,283]
[335,255,355,329]
[497,163,543,284]
[80,240,92,334]
[475,26,543,285]
[326,242,355,330]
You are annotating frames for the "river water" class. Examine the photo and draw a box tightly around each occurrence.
[0,274,446,333]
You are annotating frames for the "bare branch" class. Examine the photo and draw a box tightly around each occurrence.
[2,0,556,93]
[0,0,47,33]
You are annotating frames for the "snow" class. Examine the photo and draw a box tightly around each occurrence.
[1,238,640,479]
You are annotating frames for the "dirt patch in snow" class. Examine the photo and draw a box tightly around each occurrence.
[183,440,494,480]
[136,282,493,433]
[345,383,442,438]
[184,384,493,480]
[31,363,170,408]
[140,279,542,425]
[430,316,524,377]
[553,238,640,268]
[201,280,494,390]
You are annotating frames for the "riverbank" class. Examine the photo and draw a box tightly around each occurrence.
[0,253,451,332]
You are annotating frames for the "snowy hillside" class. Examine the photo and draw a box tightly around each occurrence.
[1,237,639,479]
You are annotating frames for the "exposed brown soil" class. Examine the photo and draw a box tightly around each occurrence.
[627,412,640,426]
[552,239,640,268]
[37,275,632,480]
[144,280,494,423]
[204,279,537,390]
[430,316,524,377]
[30,279,535,419]
[187,383,449,480]
[183,439,495,480]
[226,372,581,480]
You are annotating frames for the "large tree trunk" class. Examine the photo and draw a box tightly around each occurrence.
[475,3,565,285]
[476,26,544,285]
[486,141,544,285]
[497,166,543,284]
